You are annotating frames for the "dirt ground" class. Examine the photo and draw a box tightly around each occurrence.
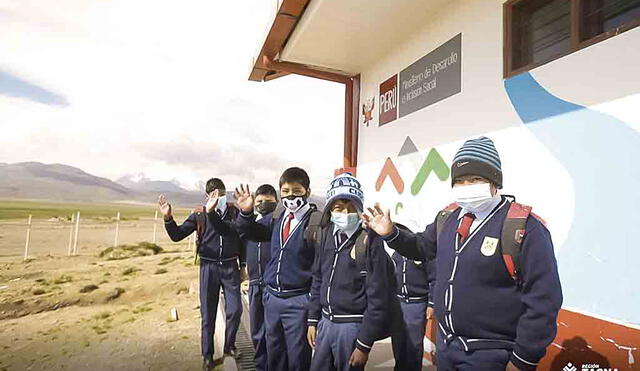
[0,217,219,371]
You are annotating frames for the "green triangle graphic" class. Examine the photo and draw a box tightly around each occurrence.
[410,148,450,196]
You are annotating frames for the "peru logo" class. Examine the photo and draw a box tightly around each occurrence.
[375,136,450,195]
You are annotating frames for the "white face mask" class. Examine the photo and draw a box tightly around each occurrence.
[452,183,495,214]
[331,212,361,234]
[282,195,306,213]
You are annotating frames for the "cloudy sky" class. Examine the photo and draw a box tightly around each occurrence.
[0,0,344,194]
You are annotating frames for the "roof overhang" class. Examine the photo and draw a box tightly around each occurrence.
[248,0,449,82]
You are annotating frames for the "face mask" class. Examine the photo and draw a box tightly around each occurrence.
[216,194,227,210]
[282,195,307,213]
[331,212,361,233]
[452,183,495,214]
[256,201,277,216]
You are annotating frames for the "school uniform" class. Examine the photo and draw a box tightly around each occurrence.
[240,213,273,371]
[382,195,563,371]
[390,251,434,371]
[308,227,395,371]
[164,202,244,360]
[236,202,318,371]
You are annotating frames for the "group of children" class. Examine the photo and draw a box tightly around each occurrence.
[158,136,563,371]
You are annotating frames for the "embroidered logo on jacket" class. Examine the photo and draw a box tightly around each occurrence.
[480,237,499,257]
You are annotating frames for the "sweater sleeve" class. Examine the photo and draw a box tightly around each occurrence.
[356,232,395,353]
[509,218,563,371]
[382,217,438,261]
[235,210,272,242]
[164,213,197,242]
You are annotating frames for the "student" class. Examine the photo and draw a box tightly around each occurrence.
[158,178,244,370]
[363,137,563,371]
[234,167,321,371]
[307,172,395,371]
[390,249,434,371]
[241,184,278,371]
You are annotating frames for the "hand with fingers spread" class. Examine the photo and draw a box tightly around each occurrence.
[158,194,173,220]
[234,184,255,214]
[205,189,220,213]
[361,202,394,237]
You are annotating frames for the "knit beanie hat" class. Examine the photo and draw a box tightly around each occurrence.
[326,172,364,212]
[451,136,503,188]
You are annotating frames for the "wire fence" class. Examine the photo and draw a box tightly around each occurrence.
[0,210,197,260]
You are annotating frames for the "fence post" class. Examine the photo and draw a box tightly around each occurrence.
[153,210,158,244]
[73,211,80,255]
[23,215,32,261]
[114,211,121,247]
[67,213,75,256]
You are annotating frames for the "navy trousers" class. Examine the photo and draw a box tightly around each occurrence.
[310,319,363,371]
[263,291,311,371]
[391,301,428,371]
[199,259,242,359]
[436,331,511,371]
[249,283,268,371]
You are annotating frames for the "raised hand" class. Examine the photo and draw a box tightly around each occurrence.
[205,189,220,213]
[158,194,172,219]
[361,202,394,236]
[234,184,254,213]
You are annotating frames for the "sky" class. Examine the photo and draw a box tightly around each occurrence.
[0,0,344,194]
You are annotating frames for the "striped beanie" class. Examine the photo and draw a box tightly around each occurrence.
[451,136,503,188]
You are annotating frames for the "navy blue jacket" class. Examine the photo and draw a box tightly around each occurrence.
[235,205,319,298]
[382,197,562,371]
[308,227,396,353]
[164,204,245,264]
[392,252,435,305]
[240,213,273,285]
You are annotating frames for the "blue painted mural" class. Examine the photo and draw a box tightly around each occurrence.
[505,72,640,324]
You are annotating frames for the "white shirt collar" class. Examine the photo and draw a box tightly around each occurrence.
[332,221,362,239]
[286,202,311,221]
[458,194,502,222]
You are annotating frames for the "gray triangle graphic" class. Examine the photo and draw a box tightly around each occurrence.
[398,136,419,157]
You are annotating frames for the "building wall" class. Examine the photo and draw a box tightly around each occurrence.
[355,0,640,369]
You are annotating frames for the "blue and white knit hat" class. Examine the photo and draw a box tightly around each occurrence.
[326,172,364,212]
[451,136,503,188]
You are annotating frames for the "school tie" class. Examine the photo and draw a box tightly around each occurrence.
[337,231,348,246]
[282,212,295,242]
[457,213,476,243]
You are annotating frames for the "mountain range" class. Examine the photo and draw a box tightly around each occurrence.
[0,162,326,208]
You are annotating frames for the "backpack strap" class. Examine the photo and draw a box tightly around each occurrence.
[303,205,323,247]
[436,202,460,237]
[193,206,206,264]
[353,229,368,275]
[501,201,532,283]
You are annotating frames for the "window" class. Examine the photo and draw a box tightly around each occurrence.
[504,0,640,77]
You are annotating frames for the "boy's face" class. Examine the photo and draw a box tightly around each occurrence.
[280,182,309,199]
[453,175,497,195]
[254,194,277,207]
[331,199,357,214]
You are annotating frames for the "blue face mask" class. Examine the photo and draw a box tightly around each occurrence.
[216,195,227,211]
[331,212,361,233]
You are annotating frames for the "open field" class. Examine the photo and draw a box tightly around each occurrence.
[0,199,193,259]
[0,199,223,371]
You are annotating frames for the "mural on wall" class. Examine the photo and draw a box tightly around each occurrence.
[504,72,640,324]
[374,136,450,218]
[361,96,375,127]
